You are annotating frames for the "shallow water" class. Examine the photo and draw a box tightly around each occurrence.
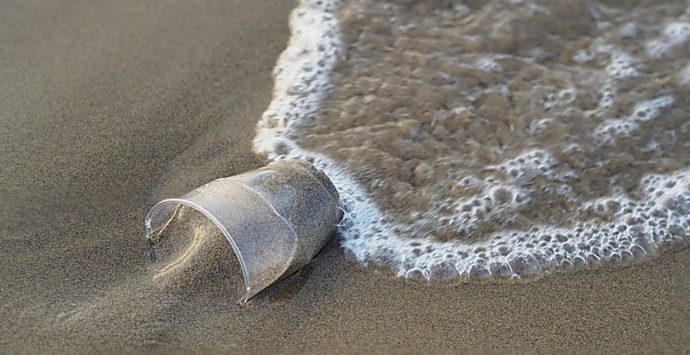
[256,0,690,280]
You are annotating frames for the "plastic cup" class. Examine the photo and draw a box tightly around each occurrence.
[144,160,341,304]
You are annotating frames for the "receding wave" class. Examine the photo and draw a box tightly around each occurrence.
[255,0,690,280]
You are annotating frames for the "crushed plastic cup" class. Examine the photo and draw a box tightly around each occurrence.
[144,160,342,304]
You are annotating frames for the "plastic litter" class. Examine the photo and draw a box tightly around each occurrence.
[144,160,342,304]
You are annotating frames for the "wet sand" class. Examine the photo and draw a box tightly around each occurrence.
[1,0,689,353]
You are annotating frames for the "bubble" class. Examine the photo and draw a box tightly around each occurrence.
[508,255,540,276]
[469,265,490,280]
[406,268,426,280]
[606,52,640,78]
[646,22,690,58]
[429,261,460,280]
[630,244,646,259]
[489,262,513,278]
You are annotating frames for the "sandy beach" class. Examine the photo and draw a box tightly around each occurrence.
[1,0,689,352]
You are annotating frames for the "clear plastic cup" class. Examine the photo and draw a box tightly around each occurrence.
[144,160,341,304]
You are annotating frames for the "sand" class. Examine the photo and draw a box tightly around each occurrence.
[1,0,689,353]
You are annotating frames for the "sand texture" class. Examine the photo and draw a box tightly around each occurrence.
[1,0,689,353]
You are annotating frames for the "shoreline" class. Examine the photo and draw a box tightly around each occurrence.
[1,0,689,352]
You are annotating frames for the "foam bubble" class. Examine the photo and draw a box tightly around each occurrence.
[606,52,640,78]
[595,95,675,145]
[573,50,592,64]
[646,21,690,58]
[475,56,502,73]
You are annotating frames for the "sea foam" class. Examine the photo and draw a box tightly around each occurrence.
[254,0,690,281]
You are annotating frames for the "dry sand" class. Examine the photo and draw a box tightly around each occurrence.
[1,0,689,352]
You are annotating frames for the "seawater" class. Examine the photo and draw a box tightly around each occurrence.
[254,0,690,280]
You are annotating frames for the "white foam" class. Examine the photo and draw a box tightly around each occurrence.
[605,52,640,78]
[475,56,502,73]
[646,21,690,58]
[594,95,675,145]
[573,50,592,64]
[255,0,690,281]
[253,0,343,159]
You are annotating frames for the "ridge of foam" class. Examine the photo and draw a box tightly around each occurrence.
[253,0,342,159]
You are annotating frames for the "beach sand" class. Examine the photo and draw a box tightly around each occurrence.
[1,0,689,352]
